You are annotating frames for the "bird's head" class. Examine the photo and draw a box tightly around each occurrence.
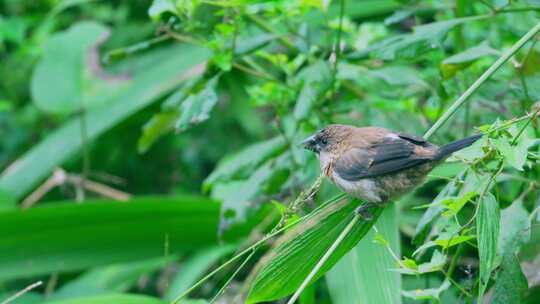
[302,124,353,154]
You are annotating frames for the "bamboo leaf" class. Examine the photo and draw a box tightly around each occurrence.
[477,192,500,302]
[246,198,383,303]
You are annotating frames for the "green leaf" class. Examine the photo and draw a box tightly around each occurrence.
[44,294,167,304]
[492,137,531,171]
[148,0,178,20]
[246,198,383,303]
[326,205,402,304]
[477,192,500,302]
[203,136,287,190]
[491,199,530,303]
[440,191,477,217]
[31,21,128,114]
[50,257,174,300]
[498,199,530,258]
[175,76,220,131]
[138,110,179,154]
[370,16,485,60]
[0,43,211,203]
[293,61,332,121]
[440,41,498,79]
[368,66,428,88]
[0,196,220,281]
[492,254,528,304]
[402,280,451,301]
[396,250,446,275]
[164,245,236,301]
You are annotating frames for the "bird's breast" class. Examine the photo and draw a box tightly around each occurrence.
[331,170,383,203]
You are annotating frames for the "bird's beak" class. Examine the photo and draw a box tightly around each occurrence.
[302,135,318,153]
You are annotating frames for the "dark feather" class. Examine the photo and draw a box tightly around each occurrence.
[335,136,433,181]
[398,133,427,145]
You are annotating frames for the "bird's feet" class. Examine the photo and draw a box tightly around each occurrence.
[355,203,375,221]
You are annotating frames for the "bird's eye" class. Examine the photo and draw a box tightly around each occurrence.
[320,138,327,145]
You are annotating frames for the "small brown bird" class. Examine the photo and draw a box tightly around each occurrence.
[303,124,481,219]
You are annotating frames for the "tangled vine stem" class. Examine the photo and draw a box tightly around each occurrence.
[286,20,540,304]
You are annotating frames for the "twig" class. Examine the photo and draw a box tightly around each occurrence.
[210,250,255,303]
[21,168,130,208]
[424,21,540,139]
[1,281,43,304]
[21,168,67,209]
[286,213,359,304]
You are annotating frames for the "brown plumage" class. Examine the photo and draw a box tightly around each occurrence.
[303,124,481,219]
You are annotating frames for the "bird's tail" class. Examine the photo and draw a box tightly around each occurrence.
[434,134,482,161]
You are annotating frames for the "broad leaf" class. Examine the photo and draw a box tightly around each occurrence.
[246,197,383,303]
[176,76,220,131]
[370,16,485,60]
[203,136,287,190]
[293,61,332,121]
[477,193,500,302]
[492,254,528,304]
[440,41,498,79]
[148,0,178,20]
[326,205,402,304]
[0,196,220,281]
[31,21,127,114]
[0,43,211,202]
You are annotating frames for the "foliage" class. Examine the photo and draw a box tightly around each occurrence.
[1,0,540,303]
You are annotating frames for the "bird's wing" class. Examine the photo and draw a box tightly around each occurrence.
[334,133,434,181]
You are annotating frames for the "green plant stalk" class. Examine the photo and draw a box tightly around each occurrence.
[424,21,540,140]
[210,250,255,303]
[288,20,540,303]
[79,109,90,202]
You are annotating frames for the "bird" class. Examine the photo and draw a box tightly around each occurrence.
[302,124,481,219]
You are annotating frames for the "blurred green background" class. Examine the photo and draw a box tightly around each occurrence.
[1,0,540,303]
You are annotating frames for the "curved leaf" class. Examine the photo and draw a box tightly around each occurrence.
[31,21,128,114]
[247,198,383,303]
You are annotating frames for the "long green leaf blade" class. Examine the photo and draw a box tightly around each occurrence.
[477,192,500,302]
[246,198,383,303]
[0,196,219,281]
[326,204,401,304]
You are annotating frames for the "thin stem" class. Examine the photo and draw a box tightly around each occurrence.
[210,250,255,303]
[511,107,540,145]
[518,38,538,110]
[1,281,43,304]
[333,0,345,75]
[424,21,540,139]
[79,109,90,202]
[286,213,360,304]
